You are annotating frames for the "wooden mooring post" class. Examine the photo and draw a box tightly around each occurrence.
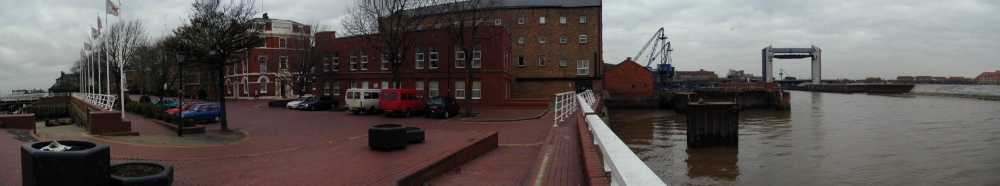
[686,101,739,148]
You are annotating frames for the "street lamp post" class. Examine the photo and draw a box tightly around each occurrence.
[175,47,186,137]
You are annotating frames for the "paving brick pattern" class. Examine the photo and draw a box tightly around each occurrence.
[0,96,587,185]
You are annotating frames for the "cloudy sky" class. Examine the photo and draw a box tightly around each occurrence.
[1,0,998,92]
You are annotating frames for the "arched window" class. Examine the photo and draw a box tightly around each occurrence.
[259,76,269,93]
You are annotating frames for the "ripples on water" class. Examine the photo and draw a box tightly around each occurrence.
[608,91,1000,185]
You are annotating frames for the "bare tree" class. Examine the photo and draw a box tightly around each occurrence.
[431,0,506,115]
[171,0,262,132]
[133,37,180,101]
[101,19,149,99]
[341,0,438,88]
[267,22,326,98]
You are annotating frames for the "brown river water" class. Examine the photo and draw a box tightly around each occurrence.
[608,91,1000,185]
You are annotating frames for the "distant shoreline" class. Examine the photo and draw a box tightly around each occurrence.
[906,92,1000,101]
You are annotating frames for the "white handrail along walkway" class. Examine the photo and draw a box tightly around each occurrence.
[575,90,666,186]
[553,91,578,127]
[71,92,118,111]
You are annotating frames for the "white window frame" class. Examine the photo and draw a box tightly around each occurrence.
[494,18,501,25]
[538,55,546,66]
[350,51,357,71]
[579,34,588,44]
[517,56,525,67]
[429,46,439,69]
[362,81,369,89]
[517,37,524,44]
[415,81,424,92]
[472,81,481,99]
[351,81,357,88]
[333,81,340,96]
[242,58,248,73]
[416,46,425,69]
[577,60,590,75]
[429,81,439,97]
[472,44,481,68]
[279,56,288,70]
[332,53,339,71]
[360,50,368,70]
[560,58,567,67]
[324,81,330,95]
[559,16,566,24]
[380,81,388,89]
[517,17,524,24]
[559,36,567,44]
[456,45,466,69]
[323,55,330,72]
[455,81,466,99]
[539,16,546,24]
[259,77,269,93]
[279,38,287,48]
[538,36,546,44]
[258,56,267,73]
[381,53,389,70]
[580,15,587,24]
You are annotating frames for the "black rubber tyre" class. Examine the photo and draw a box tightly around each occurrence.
[368,124,407,150]
[352,110,361,115]
[21,140,111,186]
[405,127,425,144]
[110,162,174,186]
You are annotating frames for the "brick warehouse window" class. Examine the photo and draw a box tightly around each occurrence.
[323,55,330,72]
[538,55,546,66]
[472,44,481,68]
[416,46,425,69]
[324,81,330,95]
[472,81,481,99]
[242,58,248,73]
[456,45,466,68]
[429,46,439,69]
[580,15,587,23]
[560,16,566,24]
[538,36,546,44]
[539,16,546,24]
[494,17,501,25]
[259,77,269,93]
[279,56,288,70]
[429,81,439,97]
[579,35,588,44]
[455,81,466,99]
[332,52,339,71]
[258,56,267,73]
[279,38,287,48]
[518,56,525,67]
[259,37,266,48]
[360,50,368,70]
[577,60,589,75]
[517,17,524,24]
[560,58,567,67]
[517,36,524,44]
[333,81,340,96]
[350,51,357,71]
[381,53,389,70]
[559,36,567,44]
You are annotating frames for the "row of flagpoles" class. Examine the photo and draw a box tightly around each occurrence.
[79,0,124,118]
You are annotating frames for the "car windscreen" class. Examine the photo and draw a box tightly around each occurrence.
[298,97,311,101]
[427,98,444,105]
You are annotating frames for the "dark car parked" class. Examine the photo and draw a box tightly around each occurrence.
[425,96,460,118]
[297,96,338,111]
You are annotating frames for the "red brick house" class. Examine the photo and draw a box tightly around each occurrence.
[223,16,312,100]
[975,70,1000,85]
[603,58,652,97]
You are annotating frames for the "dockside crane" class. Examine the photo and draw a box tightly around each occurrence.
[634,27,675,89]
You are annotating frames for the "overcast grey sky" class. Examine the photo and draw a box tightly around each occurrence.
[1,0,998,92]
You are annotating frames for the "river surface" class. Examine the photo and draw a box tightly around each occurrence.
[608,91,1000,185]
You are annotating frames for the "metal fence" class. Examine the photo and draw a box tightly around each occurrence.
[576,90,666,186]
[553,91,578,127]
[71,92,117,110]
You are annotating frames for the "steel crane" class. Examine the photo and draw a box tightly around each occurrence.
[634,27,675,89]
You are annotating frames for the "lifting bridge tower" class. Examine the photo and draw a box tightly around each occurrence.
[762,45,822,84]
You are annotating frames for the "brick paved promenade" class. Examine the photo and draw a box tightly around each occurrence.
[1,97,591,185]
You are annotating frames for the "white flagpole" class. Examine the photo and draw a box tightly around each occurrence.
[118,0,125,117]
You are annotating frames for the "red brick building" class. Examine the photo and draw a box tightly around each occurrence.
[223,16,312,99]
[675,69,718,82]
[602,58,652,97]
[309,28,514,107]
[975,70,1000,85]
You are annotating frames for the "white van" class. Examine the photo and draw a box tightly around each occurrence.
[345,88,382,114]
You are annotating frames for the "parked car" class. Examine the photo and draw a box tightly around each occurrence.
[346,88,382,114]
[425,96,460,118]
[286,96,314,109]
[380,89,425,117]
[180,103,221,123]
[152,98,178,110]
[297,96,338,111]
[164,101,204,115]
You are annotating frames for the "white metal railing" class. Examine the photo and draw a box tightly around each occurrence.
[72,92,118,110]
[0,93,47,102]
[553,91,578,127]
[577,91,666,186]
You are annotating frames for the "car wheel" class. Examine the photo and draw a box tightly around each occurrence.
[425,113,430,118]
[405,109,411,118]
[186,117,196,125]
[214,116,220,123]
[352,110,361,115]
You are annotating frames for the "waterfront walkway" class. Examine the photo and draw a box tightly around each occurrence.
[0,97,589,185]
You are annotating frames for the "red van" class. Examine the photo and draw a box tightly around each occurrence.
[379,88,426,117]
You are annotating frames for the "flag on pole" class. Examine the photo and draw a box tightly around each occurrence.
[97,16,102,29]
[85,42,93,51]
[91,27,99,39]
[106,0,119,16]
[81,50,85,58]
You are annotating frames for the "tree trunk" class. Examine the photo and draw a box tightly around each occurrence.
[217,63,230,132]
